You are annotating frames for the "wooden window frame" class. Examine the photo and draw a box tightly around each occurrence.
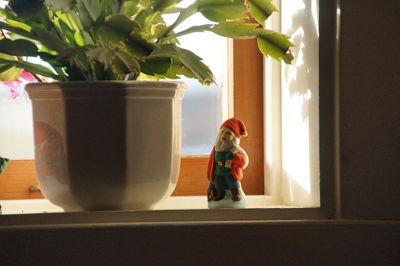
[1,0,338,222]
[174,39,264,196]
[0,39,264,199]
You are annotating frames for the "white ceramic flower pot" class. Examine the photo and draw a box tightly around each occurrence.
[26,81,185,211]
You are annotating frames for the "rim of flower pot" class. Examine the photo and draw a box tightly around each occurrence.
[25,80,187,99]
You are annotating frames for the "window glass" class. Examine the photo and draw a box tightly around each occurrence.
[0,83,34,159]
[164,1,228,155]
[0,0,34,159]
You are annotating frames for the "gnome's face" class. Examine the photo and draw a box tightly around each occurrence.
[220,128,235,142]
[215,127,237,152]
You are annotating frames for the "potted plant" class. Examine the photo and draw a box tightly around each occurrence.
[0,0,293,211]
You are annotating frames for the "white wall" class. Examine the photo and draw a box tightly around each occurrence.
[0,86,34,159]
[280,0,320,206]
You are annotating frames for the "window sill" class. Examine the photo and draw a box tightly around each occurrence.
[0,195,318,215]
[0,196,324,229]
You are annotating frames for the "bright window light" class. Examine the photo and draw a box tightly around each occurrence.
[280,0,320,206]
[164,0,228,155]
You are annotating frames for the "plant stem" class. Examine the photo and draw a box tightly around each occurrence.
[16,56,43,82]
[32,73,44,82]
[157,2,199,42]
[160,24,213,42]
[0,28,6,39]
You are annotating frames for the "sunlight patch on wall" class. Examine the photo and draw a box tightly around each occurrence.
[280,0,320,206]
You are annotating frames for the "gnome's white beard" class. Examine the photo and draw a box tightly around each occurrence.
[215,138,237,152]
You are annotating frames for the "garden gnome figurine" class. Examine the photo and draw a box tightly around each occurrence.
[207,118,249,208]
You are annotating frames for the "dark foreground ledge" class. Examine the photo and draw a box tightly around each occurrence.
[1,210,399,266]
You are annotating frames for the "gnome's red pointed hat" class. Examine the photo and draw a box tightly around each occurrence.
[220,118,248,138]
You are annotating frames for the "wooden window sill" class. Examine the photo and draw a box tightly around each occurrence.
[0,155,264,200]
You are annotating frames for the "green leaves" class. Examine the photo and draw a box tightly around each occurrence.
[86,47,140,78]
[0,0,294,83]
[152,0,182,11]
[0,21,35,39]
[0,65,22,81]
[163,18,294,65]
[12,60,59,79]
[143,44,214,85]
[0,39,39,56]
[3,19,31,32]
[175,47,214,85]
[247,0,278,26]
[113,50,141,76]
[257,30,294,63]
[160,2,198,37]
[79,0,101,22]
[31,28,66,52]
[100,0,124,15]
[197,0,247,22]
[0,54,22,81]
[0,57,59,80]
[96,13,141,45]
[121,1,141,17]
[76,0,102,28]
[211,22,260,39]
[140,57,171,76]
[86,47,116,68]
[208,21,294,64]
[163,24,213,41]
[45,0,74,12]
[127,32,155,57]
[9,0,45,20]
[106,14,140,35]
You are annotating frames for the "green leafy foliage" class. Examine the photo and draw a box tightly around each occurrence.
[197,0,247,22]
[78,0,101,23]
[153,0,182,12]
[8,0,45,20]
[210,22,260,39]
[140,56,171,76]
[174,46,214,85]
[0,57,59,79]
[257,30,294,63]
[0,0,294,84]
[45,0,74,12]
[247,0,278,26]
[0,54,22,81]
[0,39,38,56]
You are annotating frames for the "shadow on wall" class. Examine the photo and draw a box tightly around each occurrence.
[280,0,320,206]
[285,0,319,121]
